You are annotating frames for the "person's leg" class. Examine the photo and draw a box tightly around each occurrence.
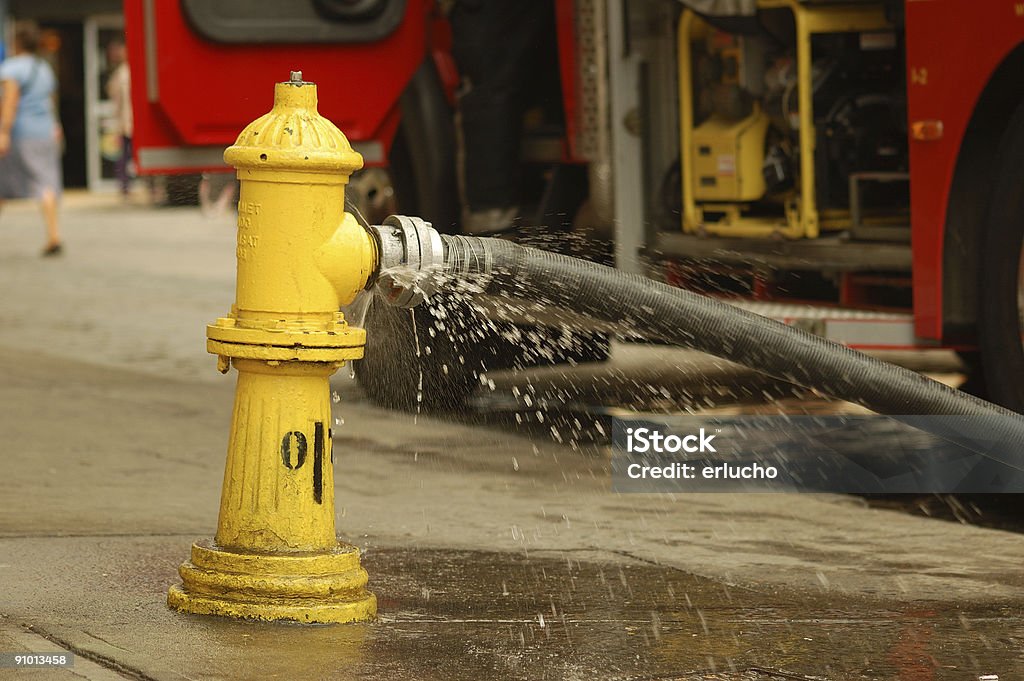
[40,188,60,249]
[215,177,238,215]
[28,137,64,253]
[119,135,133,196]
[451,1,554,232]
[198,173,212,215]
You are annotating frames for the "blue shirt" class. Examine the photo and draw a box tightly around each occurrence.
[0,54,57,140]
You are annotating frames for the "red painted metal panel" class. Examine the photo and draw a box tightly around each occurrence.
[555,0,581,162]
[906,0,1024,340]
[125,0,430,171]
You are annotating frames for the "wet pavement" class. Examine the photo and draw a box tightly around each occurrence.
[1,194,1023,680]
[3,539,1022,680]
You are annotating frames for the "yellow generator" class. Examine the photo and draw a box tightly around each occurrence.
[678,0,908,240]
[692,109,769,202]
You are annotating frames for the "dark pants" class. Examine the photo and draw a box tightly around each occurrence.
[450,1,555,211]
[117,135,133,194]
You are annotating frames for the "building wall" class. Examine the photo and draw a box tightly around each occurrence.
[10,0,121,22]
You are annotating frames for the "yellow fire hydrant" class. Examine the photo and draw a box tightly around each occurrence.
[167,72,379,623]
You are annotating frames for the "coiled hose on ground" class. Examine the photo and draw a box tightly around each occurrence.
[440,234,1024,453]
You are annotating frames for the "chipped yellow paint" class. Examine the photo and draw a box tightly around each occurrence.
[167,76,377,624]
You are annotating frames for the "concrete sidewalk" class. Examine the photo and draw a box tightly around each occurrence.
[0,195,1022,680]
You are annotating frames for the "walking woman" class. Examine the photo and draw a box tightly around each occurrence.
[0,23,63,256]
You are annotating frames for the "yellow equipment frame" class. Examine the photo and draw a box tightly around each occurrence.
[678,0,892,239]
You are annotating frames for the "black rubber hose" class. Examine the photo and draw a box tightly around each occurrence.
[441,234,1024,451]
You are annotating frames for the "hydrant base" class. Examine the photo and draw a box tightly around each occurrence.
[167,585,377,624]
[167,540,377,624]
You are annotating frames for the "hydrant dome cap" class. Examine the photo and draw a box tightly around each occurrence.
[224,81,363,174]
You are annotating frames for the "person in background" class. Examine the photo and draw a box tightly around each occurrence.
[449,1,555,234]
[0,22,63,256]
[106,38,132,198]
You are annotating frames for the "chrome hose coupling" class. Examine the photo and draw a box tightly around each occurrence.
[367,215,445,308]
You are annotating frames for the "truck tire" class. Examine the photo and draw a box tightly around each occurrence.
[352,59,472,410]
[978,102,1024,413]
[353,60,609,411]
[355,296,486,411]
[352,59,540,411]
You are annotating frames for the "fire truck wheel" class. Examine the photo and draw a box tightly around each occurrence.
[979,103,1024,413]
[354,294,611,412]
[351,59,608,410]
[353,296,481,411]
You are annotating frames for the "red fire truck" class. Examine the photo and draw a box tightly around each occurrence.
[125,0,1024,412]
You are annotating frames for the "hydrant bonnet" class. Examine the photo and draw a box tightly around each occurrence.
[224,75,363,176]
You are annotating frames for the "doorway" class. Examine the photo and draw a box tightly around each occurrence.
[37,22,86,189]
[83,13,123,192]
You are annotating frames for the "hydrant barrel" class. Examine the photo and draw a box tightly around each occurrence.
[167,74,378,624]
[234,180,348,317]
[214,359,338,552]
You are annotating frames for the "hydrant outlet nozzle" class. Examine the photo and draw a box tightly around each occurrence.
[367,215,444,308]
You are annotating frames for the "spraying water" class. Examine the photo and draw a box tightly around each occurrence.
[354,215,1024,468]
